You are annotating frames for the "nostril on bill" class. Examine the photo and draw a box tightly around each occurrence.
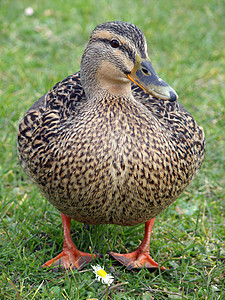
[142,68,150,75]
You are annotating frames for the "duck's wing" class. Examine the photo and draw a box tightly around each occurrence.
[131,82,205,171]
[17,71,86,170]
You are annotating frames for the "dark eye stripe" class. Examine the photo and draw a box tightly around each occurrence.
[91,37,110,44]
[91,38,136,63]
[120,44,136,63]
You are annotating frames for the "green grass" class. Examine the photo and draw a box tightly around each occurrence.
[1,0,225,299]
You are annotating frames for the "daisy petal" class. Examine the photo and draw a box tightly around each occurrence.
[91,264,114,285]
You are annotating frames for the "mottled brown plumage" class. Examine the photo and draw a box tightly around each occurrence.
[17,21,205,269]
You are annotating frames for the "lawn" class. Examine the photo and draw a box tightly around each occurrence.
[0,0,225,299]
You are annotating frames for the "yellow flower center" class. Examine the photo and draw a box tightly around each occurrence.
[97,269,107,278]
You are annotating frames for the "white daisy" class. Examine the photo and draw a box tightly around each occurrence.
[24,7,34,16]
[91,264,114,285]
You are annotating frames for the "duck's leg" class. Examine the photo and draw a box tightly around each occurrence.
[42,213,97,270]
[109,218,166,270]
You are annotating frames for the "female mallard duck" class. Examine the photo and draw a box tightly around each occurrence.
[17,21,205,270]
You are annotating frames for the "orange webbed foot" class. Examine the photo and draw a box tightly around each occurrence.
[108,249,166,270]
[42,213,100,270]
[42,247,97,270]
[109,218,166,270]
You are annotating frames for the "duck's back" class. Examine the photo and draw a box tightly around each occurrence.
[17,72,205,226]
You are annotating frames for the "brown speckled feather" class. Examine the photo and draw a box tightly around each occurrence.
[17,71,205,226]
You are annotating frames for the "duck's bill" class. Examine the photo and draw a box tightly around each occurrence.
[127,54,178,101]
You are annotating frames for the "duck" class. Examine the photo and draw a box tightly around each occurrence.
[17,21,205,270]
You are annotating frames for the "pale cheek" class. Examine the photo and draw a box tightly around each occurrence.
[97,61,125,82]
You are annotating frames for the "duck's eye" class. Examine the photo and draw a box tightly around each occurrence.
[110,39,120,48]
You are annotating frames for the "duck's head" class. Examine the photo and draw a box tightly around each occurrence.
[80,21,178,101]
